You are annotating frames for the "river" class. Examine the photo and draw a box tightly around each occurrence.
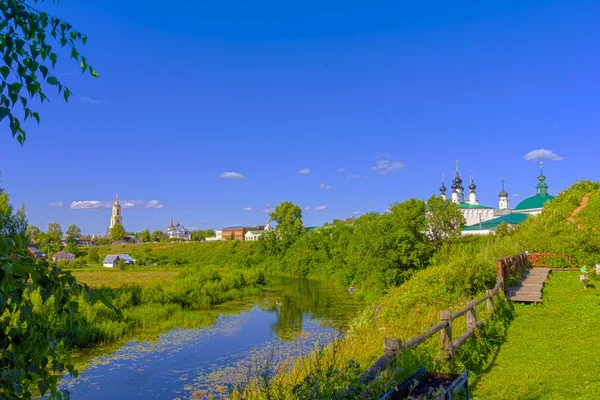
[59,277,363,399]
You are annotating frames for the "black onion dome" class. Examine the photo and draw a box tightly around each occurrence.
[499,188,508,197]
[440,184,447,192]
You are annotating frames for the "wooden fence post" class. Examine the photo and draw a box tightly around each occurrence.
[440,310,453,363]
[383,338,402,355]
[466,301,476,331]
[496,260,503,280]
[486,289,494,313]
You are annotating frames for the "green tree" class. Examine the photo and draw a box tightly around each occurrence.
[88,246,100,263]
[0,0,98,144]
[26,224,40,244]
[269,201,304,250]
[141,229,151,243]
[426,195,466,247]
[0,186,117,399]
[111,223,125,241]
[46,222,62,243]
[151,230,163,242]
[66,224,81,240]
[64,240,78,254]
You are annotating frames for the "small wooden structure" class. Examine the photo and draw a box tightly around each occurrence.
[497,253,551,303]
[380,366,470,400]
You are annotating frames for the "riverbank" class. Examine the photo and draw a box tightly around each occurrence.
[60,277,363,399]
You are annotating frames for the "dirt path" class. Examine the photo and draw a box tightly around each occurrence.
[567,192,591,230]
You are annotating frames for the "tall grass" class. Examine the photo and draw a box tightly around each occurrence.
[31,265,268,349]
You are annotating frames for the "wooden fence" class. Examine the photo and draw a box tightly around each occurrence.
[527,252,575,268]
[359,253,532,385]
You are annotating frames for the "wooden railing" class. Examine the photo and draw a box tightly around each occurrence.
[496,253,529,282]
[359,277,504,384]
[528,252,575,268]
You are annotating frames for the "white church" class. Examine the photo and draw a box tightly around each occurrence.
[439,161,554,235]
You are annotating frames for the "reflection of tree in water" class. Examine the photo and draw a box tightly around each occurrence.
[270,278,361,341]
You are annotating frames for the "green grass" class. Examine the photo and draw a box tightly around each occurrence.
[72,269,177,287]
[473,272,600,399]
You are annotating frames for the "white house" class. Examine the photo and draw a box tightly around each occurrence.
[244,230,264,241]
[103,254,135,268]
[103,255,120,268]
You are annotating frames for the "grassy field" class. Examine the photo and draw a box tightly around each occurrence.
[71,269,178,288]
[473,272,600,399]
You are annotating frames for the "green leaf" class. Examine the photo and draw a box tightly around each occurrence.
[89,67,99,78]
[49,53,57,68]
[37,379,49,395]
[32,112,40,124]
[63,89,71,103]
[0,66,9,79]
[82,35,88,45]
[0,107,9,121]
[39,65,49,78]
[46,76,59,85]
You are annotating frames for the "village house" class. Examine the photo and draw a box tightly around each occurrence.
[102,254,135,268]
[222,223,270,241]
[52,251,76,262]
[27,247,44,259]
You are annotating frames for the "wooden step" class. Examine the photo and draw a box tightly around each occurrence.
[507,286,543,294]
[506,294,542,303]
[520,281,544,287]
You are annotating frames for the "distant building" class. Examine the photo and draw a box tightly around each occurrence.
[245,230,264,241]
[102,254,135,268]
[77,237,93,246]
[52,251,75,262]
[222,223,270,241]
[27,247,44,259]
[165,217,191,241]
[462,163,555,236]
[107,193,124,236]
[205,230,224,241]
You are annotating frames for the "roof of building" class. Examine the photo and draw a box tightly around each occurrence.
[103,255,119,263]
[458,202,494,210]
[463,213,530,231]
[306,225,335,232]
[53,251,75,258]
[28,247,43,256]
[222,226,246,230]
[247,230,265,235]
[116,254,134,261]
[513,194,554,211]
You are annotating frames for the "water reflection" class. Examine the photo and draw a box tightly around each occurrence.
[268,277,356,341]
[61,277,362,399]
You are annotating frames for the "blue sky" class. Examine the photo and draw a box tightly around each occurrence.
[1,0,599,234]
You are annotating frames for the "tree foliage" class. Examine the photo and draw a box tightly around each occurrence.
[110,222,125,241]
[0,0,98,143]
[0,186,117,399]
[426,195,466,247]
[268,201,304,250]
[66,223,81,240]
[25,224,39,244]
[140,229,151,243]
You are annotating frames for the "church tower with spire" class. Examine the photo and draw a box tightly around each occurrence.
[451,160,464,203]
[109,193,123,232]
[440,174,447,200]
[499,179,509,210]
[467,171,478,205]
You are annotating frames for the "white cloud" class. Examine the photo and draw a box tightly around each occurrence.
[146,200,163,209]
[346,175,361,179]
[512,194,520,197]
[244,207,253,212]
[48,201,63,208]
[305,205,328,212]
[372,160,406,175]
[524,148,563,161]
[70,200,110,210]
[319,183,331,190]
[262,206,274,214]
[80,96,100,105]
[299,168,310,175]
[337,168,345,173]
[219,172,245,181]
[349,210,362,216]
[70,199,163,210]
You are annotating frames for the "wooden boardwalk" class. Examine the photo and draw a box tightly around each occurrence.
[506,268,550,303]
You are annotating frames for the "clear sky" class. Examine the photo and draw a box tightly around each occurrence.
[1,0,599,234]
